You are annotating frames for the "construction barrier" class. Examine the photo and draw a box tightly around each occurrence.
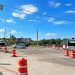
[4,46,8,53]
[12,48,17,57]
[70,50,75,58]
[65,49,69,56]
[18,58,28,75]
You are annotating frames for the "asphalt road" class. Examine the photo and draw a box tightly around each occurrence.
[17,47,75,67]
[0,47,75,75]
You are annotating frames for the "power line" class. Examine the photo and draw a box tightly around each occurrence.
[35,12,75,22]
[2,4,75,22]
[4,4,23,11]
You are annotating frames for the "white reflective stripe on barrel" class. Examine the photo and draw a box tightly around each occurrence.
[18,72,27,75]
[18,66,27,68]
[71,53,75,54]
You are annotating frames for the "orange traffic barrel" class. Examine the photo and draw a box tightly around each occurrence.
[70,50,75,58]
[4,46,8,53]
[65,49,69,56]
[18,58,28,75]
[12,48,17,57]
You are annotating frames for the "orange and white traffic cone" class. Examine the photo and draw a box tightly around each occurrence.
[4,46,8,53]
[12,48,17,57]
[18,58,28,75]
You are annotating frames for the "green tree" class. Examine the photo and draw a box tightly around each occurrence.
[56,38,63,49]
[8,35,17,45]
[50,38,56,44]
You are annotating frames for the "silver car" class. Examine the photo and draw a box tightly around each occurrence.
[12,44,26,49]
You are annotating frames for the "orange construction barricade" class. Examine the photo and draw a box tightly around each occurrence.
[18,58,28,75]
[70,50,75,58]
[65,49,69,56]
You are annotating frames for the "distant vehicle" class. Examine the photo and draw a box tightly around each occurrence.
[0,40,6,46]
[63,38,75,50]
[12,43,26,49]
[63,39,68,49]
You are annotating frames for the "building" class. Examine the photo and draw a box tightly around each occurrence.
[17,38,32,43]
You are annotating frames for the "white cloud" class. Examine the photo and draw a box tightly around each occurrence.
[53,21,66,25]
[0,29,5,33]
[10,30,17,35]
[65,10,75,14]
[0,18,15,23]
[12,13,26,19]
[48,17,55,22]
[48,1,61,8]
[48,17,67,25]
[55,3,61,7]
[46,33,56,37]
[65,4,72,6]
[12,4,38,19]
[6,19,15,23]
[21,5,38,14]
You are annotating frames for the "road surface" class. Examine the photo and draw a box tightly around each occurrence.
[0,47,75,75]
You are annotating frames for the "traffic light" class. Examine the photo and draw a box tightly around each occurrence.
[0,4,3,10]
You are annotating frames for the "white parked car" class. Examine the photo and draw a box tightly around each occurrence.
[12,44,26,49]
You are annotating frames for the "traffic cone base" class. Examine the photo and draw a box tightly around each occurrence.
[18,72,27,75]
[12,54,17,57]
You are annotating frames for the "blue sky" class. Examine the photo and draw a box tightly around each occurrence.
[0,0,75,40]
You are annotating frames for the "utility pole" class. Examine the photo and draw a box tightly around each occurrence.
[4,28,6,43]
[10,29,11,39]
[37,27,38,46]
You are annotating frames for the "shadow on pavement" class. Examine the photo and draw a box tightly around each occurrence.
[0,63,11,65]
[0,71,3,75]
